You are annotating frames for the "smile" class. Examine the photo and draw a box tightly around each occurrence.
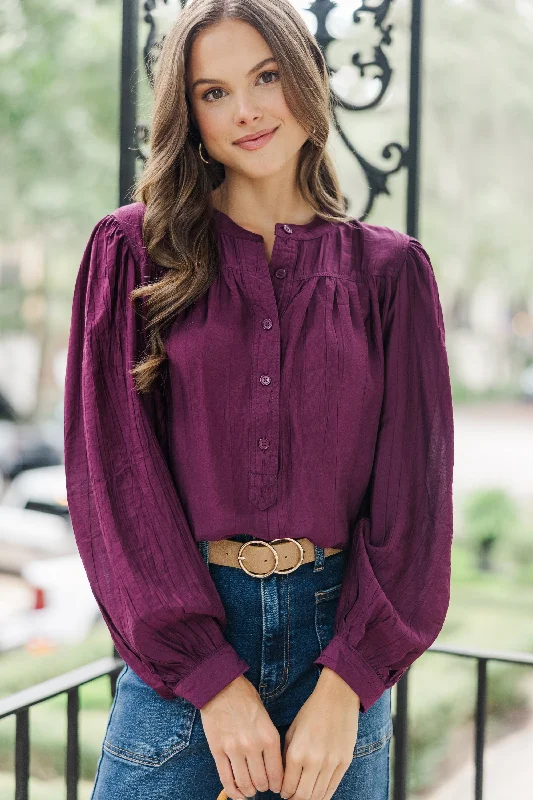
[234,126,279,150]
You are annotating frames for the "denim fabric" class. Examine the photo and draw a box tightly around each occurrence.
[91,536,392,799]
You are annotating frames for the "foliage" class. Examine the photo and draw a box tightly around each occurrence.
[462,488,518,547]
[0,0,122,243]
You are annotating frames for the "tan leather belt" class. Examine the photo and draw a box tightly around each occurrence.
[207,537,345,578]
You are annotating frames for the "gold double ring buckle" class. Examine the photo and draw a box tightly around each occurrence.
[237,538,305,578]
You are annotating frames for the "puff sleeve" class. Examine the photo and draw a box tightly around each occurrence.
[63,214,251,710]
[314,237,454,712]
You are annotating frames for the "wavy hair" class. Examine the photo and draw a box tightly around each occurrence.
[130,0,351,394]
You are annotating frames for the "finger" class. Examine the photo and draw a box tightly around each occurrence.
[263,737,285,794]
[213,751,245,800]
[288,761,319,800]
[230,752,257,799]
[279,759,303,799]
[309,764,334,800]
[322,762,348,800]
[244,748,269,794]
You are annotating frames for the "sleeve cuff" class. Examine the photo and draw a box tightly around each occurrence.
[172,641,251,710]
[314,635,387,713]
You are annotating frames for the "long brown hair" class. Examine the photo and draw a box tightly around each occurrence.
[130,0,351,394]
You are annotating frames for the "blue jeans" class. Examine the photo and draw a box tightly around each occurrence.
[91,535,392,799]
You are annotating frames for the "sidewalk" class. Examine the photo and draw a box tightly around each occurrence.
[453,401,533,504]
[422,672,533,798]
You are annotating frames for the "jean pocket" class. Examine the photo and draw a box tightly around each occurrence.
[102,665,197,767]
[314,581,342,653]
[353,688,393,758]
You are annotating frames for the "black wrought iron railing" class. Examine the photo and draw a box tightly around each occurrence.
[0,656,123,800]
[6,1,528,799]
[391,645,533,800]
[2,645,532,800]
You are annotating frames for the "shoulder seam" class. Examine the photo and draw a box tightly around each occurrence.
[360,225,410,279]
[110,204,165,285]
[393,233,413,278]
[108,210,149,282]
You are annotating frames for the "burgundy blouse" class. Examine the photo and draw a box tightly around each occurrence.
[63,201,454,713]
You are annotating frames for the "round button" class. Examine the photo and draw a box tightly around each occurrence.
[283,225,292,233]
[262,318,273,329]
[260,375,271,386]
[275,268,287,279]
[258,438,270,450]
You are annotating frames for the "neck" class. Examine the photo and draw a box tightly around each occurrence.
[211,184,316,230]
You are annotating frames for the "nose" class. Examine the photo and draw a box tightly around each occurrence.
[232,92,263,126]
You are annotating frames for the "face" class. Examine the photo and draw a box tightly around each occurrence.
[186,18,309,179]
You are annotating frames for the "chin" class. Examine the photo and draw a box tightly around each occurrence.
[245,167,285,181]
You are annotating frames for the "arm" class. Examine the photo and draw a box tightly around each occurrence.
[64,214,250,710]
[314,237,454,713]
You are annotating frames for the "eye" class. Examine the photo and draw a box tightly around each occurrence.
[258,70,280,86]
[201,70,280,103]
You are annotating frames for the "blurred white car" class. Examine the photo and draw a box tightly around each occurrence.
[1,464,69,521]
[0,467,101,652]
[0,505,74,573]
[0,553,100,652]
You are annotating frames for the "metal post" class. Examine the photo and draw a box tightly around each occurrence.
[393,672,409,800]
[475,659,487,800]
[114,0,139,663]
[119,0,139,207]
[407,0,423,239]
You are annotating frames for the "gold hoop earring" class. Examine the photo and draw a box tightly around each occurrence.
[199,141,210,164]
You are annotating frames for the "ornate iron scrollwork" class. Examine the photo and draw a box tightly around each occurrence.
[135,0,408,220]
[313,0,408,218]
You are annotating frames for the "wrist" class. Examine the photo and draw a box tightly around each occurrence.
[318,666,361,706]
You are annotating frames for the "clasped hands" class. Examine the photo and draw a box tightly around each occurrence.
[201,666,360,800]
[278,667,360,800]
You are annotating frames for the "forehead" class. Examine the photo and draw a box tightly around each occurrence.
[187,18,272,81]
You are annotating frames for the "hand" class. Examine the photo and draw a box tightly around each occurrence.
[200,673,284,800]
[279,667,360,800]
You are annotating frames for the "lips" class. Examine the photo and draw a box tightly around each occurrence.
[234,125,279,144]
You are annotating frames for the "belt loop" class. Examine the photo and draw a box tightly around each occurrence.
[197,539,210,568]
[313,544,326,572]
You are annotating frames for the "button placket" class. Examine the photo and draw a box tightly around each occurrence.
[246,246,281,510]
[268,238,296,320]
[246,229,298,510]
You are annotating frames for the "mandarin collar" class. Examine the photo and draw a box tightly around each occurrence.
[212,206,336,241]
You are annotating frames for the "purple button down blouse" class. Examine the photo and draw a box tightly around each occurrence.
[63,201,454,713]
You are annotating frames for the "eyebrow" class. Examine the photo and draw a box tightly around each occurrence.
[191,57,278,92]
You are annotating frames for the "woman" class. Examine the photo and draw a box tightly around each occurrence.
[63,1,454,799]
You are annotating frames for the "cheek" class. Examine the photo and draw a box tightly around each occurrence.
[269,89,291,120]
[195,109,226,142]
[272,95,307,139]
